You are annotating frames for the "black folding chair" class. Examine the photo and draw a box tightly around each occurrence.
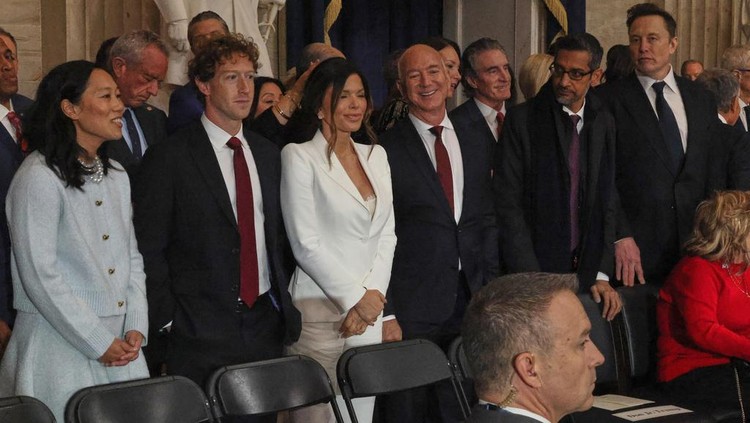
[0,395,55,423]
[337,339,469,423]
[447,336,475,414]
[64,376,212,423]
[206,355,344,422]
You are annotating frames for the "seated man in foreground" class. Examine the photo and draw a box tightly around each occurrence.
[462,273,604,423]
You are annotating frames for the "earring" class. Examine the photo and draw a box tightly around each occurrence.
[317,112,323,120]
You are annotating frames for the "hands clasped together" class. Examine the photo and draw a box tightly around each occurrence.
[98,330,144,367]
[339,289,385,338]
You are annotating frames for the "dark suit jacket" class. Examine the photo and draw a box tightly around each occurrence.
[380,116,498,326]
[706,121,750,193]
[0,94,32,325]
[450,98,498,165]
[495,82,616,291]
[598,73,718,283]
[166,82,203,135]
[105,104,167,180]
[466,405,543,423]
[133,120,300,384]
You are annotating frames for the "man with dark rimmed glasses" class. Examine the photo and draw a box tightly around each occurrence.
[495,33,622,321]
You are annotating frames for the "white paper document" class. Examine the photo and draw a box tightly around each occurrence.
[612,405,693,421]
[593,395,654,411]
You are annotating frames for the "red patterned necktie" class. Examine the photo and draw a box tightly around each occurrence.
[6,111,27,153]
[429,126,454,213]
[226,137,259,307]
[496,111,505,141]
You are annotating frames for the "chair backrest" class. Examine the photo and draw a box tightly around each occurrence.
[337,339,468,422]
[577,292,629,394]
[448,336,472,382]
[64,376,212,423]
[0,395,56,423]
[618,284,661,382]
[206,355,343,422]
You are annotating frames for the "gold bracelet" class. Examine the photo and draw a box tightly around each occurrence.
[284,92,301,107]
[274,103,291,120]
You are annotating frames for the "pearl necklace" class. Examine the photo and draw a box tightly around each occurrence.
[78,156,104,184]
[723,262,750,298]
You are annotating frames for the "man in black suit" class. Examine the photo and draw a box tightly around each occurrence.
[463,273,604,423]
[106,30,168,180]
[378,43,498,423]
[134,34,300,419]
[720,44,750,132]
[600,3,719,285]
[449,38,511,157]
[0,29,32,358]
[695,68,750,192]
[495,33,621,320]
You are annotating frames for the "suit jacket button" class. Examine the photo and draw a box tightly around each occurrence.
[102,234,110,240]
[108,268,115,275]
[117,301,124,307]
[232,248,240,254]
[95,200,103,206]
[231,285,238,292]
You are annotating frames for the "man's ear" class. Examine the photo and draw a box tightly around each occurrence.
[513,352,542,389]
[591,68,604,87]
[60,99,79,121]
[396,79,405,99]
[466,73,479,89]
[111,56,127,79]
[195,77,211,98]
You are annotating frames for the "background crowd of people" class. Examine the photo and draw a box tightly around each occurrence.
[0,2,750,423]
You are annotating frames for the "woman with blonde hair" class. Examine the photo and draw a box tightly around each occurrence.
[658,190,750,415]
[518,53,553,100]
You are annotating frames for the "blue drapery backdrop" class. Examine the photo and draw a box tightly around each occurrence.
[286,0,443,108]
[545,0,586,47]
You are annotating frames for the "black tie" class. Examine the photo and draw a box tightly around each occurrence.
[652,82,684,172]
[744,105,750,131]
[124,109,143,160]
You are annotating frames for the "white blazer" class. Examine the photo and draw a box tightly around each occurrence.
[281,130,396,322]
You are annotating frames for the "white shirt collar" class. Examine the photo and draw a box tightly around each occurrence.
[474,97,506,118]
[0,98,14,120]
[408,110,454,133]
[636,65,679,95]
[718,113,728,124]
[201,114,247,150]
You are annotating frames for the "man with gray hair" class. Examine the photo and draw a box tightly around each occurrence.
[463,273,604,423]
[721,44,750,131]
[695,68,750,192]
[105,29,168,179]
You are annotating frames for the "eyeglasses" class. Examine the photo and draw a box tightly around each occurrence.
[549,63,595,81]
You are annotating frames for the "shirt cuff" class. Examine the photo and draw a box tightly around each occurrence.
[596,272,610,282]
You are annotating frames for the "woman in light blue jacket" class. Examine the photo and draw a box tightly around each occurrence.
[0,60,148,421]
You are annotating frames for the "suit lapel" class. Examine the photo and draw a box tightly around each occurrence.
[0,126,21,164]
[467,100,496,143]
[312,132,369,210]
[401,120,454,219]
[188,125,238,229]
[134,106,155,147]
[621,75,676,176]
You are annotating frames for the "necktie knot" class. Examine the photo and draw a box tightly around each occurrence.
[6,111,19,126]
[429,125,443,138]
[652,81,667,96]
[227,136,242,150]
[569,114,581,126]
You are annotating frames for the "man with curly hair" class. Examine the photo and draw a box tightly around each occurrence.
[133,34,300,415]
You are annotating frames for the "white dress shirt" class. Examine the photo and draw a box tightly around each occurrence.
[739,97,749,131]
[636,66,688,152]
[474,98,507,141]
[408,112,464,223]
[202,114,270,295]
[0,99,18,143]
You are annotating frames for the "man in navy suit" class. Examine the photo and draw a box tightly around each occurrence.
[134,35,299,420]
[600,3,721,286]
[0,28,32,358]
[378,43,498,423]
[166,11,230,135]
[463,273,604,423]
[105,30,168,180]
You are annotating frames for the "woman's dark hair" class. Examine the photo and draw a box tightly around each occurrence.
[421,36,461,63]
[287,57,377,162]
[23,60,114,189]
[248,76,285,120]
[604,44,635,83]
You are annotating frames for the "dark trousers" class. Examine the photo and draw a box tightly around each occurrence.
[168,292,284,423]
[376,274,471,423]
[660,363,750,422]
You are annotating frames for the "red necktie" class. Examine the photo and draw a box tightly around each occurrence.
[496,112,505,141]
[226,137,259,307]
[429,126,454,213]
[6,111,27,153]
[568,115,581,252]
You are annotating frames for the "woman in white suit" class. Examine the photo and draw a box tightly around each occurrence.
[281,57,396,423]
